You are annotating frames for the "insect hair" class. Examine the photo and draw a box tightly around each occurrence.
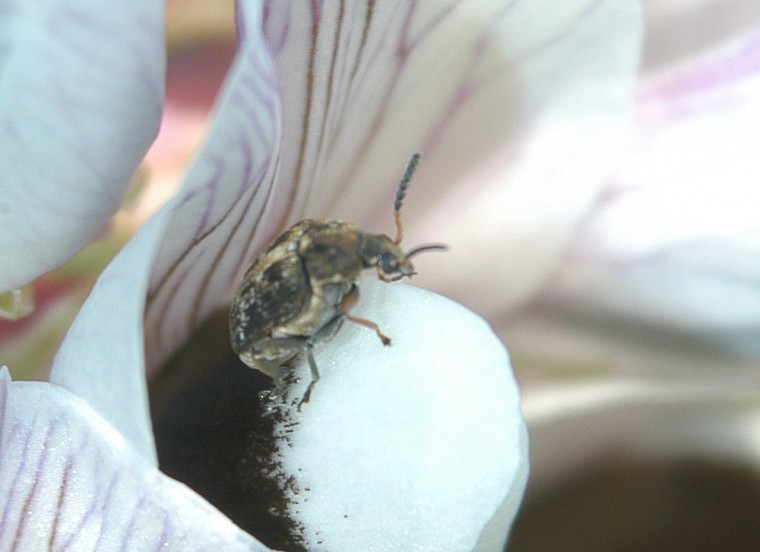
[393,153,421,244]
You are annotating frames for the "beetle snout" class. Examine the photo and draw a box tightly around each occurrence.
[398,259,415,277]
[376,254,415,282]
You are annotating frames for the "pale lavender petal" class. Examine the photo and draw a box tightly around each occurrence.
[500,30,760,477]
[0,368,270,551]
[642,0,760,70]
[506,273,760,489]
[517,361,760,489]
[261,1,642,318]
[0,0,164,290]
[505,289,760,491]
[541,28,760,357]
[143,0,282,370]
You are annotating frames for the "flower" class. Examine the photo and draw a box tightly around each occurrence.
[0,0,645,549]
[0,1,660,550]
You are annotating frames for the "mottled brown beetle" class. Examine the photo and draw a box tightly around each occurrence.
[229,154,446,407]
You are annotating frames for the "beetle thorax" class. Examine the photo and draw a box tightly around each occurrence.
[298,220,366,283]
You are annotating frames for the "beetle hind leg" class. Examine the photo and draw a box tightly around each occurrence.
[247,357,291,394]
[297,343,320,410]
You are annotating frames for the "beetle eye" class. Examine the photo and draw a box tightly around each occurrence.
[378,252,399,273]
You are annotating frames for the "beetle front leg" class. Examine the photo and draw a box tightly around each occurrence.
[376,268,407,283]
[340,285,391,346]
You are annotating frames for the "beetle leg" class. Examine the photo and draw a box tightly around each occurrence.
[250,335,325,409]
[296,313,349,407]
[376,268,410,283]
[340,286,391,346]
[375,268,405,283]
[246,335,310,391]
[344,313,391,345]
[297,343,319,410]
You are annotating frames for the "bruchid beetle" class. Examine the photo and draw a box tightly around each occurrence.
[229,154,446,407]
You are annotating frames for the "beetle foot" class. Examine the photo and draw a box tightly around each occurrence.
[297,381,316,412]
[258,388,275,400]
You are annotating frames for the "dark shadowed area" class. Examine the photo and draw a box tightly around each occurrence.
[150,308,306,552]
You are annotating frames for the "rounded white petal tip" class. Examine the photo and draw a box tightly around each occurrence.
[271,277,529,551]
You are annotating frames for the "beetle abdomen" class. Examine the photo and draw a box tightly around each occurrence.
[229,252,310,352]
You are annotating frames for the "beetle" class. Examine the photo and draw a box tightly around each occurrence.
[229,153,446,407]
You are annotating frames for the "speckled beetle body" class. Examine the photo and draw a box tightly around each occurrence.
[229,154,445,406]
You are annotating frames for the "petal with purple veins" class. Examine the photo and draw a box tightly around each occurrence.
[260,1,643,317]
[144,0,282,371]
[0,368,270,551]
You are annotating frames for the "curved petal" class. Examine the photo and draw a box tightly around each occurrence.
[630,403,760,467]
[0,368,270,551]
[0,0,165,290]
[519,368,760,490]
[543,28,760,357]
[144,0,282,371]
[272,279,528,550]
[50,205,175,463]
[261,1,642,318]
[500,23,760,494]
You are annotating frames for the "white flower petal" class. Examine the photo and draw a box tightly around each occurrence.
[0,0,165,290]
[144,0,282,371]
[0,368,270,551]
[50,206,175,463]
[261,1,642,317]
[274,278,528,551]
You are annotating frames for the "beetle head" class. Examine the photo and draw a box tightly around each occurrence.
[360,153,447,281]
[360,234,409,280]
[361,234,447,281]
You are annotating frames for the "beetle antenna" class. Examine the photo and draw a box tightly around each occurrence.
[405,243,448,258]
[393,153,421,244]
